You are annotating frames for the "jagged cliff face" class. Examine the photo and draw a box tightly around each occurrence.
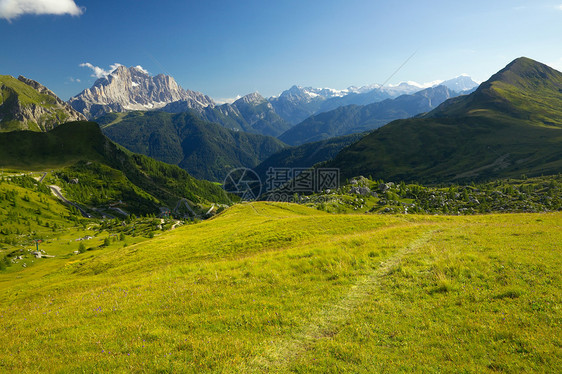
[68,66,214,119]
[0,75,86,132]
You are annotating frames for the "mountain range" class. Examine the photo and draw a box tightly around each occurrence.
[67,65,478,138]
[268,76,479,125]
[327,57,562,183]
[160,92,292,137]
[3,56,561,191]
[278,85,462,146]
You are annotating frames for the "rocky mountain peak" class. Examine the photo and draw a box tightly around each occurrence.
[68,66,214,119]
[234,92,266,106]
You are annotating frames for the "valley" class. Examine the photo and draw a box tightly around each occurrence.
[0,28,561,373]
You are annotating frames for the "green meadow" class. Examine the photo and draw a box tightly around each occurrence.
[0,202,560,373]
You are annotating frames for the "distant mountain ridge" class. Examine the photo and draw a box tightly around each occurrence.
[160,92,292,137]
[0,75,86,132]
[279,85,462,145]
[268,76,479,124]
[327,57,562,183]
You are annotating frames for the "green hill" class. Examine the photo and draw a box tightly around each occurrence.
[328,57,562,182]
[0,120,108,168]
[0,121,232,215]
[0,202,560,372]
[0,75,85,132]
[99,111,287,182]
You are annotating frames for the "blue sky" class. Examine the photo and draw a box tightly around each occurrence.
[1,0,562,101]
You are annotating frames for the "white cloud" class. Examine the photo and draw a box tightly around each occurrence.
[133,65,149,75]
[388,80,443,89]
[214,95,241,105]
[79,62,122,79]
[68,77,80,83]
[0,0,83,20]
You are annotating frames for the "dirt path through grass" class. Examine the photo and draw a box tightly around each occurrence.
[247,227,439,372]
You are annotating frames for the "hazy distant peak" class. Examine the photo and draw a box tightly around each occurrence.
[440,75,479,92]
[235,92,267,105]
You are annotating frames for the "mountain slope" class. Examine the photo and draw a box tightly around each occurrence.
[0,75,86,132]
[279,85,460,146]
[68,66,214,119]
[99,111,287,181]
[0,121,232,214]
[253,133,365,183]
[328,57,562,182]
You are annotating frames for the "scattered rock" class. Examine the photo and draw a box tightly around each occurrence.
[350,186,372,196]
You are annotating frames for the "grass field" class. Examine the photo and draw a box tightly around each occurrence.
[0,202,560,372]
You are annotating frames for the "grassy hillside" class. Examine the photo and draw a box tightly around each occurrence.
[0,174,166,253]
[99,111,287,181]
[329,57,562,182]
[0,175,84,249]
[0,75,56,132]
[0,75,84,132]
[0,122,233,216]
[0,202,560,372]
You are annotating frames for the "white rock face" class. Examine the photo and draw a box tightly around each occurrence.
[68,66,214,119]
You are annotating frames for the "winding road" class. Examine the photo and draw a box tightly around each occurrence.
[49,185,92,218]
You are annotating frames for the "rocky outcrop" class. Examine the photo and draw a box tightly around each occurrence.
[68,66,214,119]
[0,75,86,132]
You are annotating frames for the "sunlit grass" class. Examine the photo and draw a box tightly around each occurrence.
[0,203,560,372]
